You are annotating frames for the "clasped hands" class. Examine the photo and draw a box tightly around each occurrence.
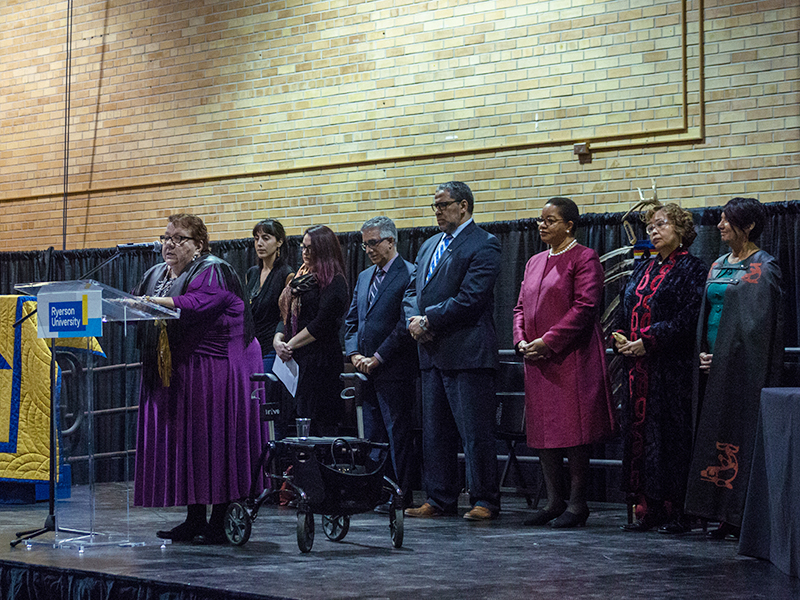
[350,354,379,375]
[518,338,553,362]
[615,333,712,370]
[408,315,434,344]
[273,336,293,362]
[613,334,646,358]
[699,352,713,372]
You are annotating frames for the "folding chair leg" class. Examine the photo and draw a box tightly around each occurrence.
[499,439,537,507]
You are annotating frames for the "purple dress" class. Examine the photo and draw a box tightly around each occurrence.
[134,263,264,507]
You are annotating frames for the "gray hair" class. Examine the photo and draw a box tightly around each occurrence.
[361,216,397,240]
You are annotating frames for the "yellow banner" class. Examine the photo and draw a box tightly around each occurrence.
[0,296,53,482]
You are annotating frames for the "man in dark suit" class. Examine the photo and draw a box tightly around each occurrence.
[344,216,418,509]
[403,181,502,521]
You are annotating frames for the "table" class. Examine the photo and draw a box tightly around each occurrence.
[739,388,800,577]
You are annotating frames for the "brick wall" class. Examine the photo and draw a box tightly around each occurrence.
[0,0,797,250]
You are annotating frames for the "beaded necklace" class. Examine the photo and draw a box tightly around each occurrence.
[549,238,578,257]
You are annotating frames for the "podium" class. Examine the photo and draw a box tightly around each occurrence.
[12,280,179,550]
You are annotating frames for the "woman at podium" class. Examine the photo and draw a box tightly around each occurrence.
[134,213,264,545]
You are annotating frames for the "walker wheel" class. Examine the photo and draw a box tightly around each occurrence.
[322,515,350,542]
[390,496,404,548]
[224,502,252,546]
[297,509,315,553]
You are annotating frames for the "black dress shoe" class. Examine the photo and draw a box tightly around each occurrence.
[193,526,228,545]
[658,519,692,534]
[551,508,590,528]
[523,502,567,526]
[621,511,668,532]
[374,501,392,515]
[156,520,206,542]
[707,522,740,540]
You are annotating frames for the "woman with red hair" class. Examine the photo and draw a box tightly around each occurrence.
[274,225,349,435]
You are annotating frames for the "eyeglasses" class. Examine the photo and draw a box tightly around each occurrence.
[534,217,565,227]
[361,237,391,250]
[431,199,460,212]
[159,235,195,246]
[301,243,313,253]
[646,219,670,235]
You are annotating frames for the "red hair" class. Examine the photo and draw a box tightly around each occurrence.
[304,225,345,288]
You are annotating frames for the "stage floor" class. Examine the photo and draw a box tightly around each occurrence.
[1,485,797,600]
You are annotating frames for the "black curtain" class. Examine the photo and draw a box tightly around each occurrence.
[3,201,798,359]
[0,250,49,293]
[2,201,798,485]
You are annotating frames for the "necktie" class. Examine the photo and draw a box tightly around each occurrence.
[368,268,385,305]
[426,234,453,282]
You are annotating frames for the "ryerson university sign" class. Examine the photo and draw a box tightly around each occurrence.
[50,303,85,331]
[37,288,102,339]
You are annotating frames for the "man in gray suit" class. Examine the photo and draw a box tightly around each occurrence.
[344,216,418,509]
[403,181,502,521]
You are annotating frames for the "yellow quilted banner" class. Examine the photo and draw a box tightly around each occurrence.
[0,295,53,483]
[0,294,104,487]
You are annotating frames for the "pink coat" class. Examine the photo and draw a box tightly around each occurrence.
[512,245,616,449]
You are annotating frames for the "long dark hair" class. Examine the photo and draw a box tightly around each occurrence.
[252,218,287,268]
[303,225,345,289]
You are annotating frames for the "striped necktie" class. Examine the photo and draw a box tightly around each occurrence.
[426,234,453,282]
[368,267,385,305]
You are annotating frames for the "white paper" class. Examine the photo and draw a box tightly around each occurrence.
[272,357,299,397]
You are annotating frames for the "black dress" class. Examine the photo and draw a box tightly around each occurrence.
[279,273,348,435]
[246,263,293,356]
[619,249,707,508]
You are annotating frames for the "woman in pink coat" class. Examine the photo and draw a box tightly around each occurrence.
[513,197,616,528]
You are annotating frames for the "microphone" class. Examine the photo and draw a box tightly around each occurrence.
[117,241,162,252]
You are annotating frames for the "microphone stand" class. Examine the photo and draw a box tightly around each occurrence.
[10,246,151,548]
[10,249,125,330]
[10,336,88,547]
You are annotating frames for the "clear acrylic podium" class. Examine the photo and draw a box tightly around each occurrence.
[13,279,179,551]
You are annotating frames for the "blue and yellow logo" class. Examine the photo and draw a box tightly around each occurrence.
[49,300,88,333]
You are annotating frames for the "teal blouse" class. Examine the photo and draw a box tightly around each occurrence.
[705,255,738,352]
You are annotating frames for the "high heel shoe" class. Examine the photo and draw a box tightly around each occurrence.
[550,507,590,528]
[523,502,567,526]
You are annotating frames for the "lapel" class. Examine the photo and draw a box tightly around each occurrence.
[366,259,400,315]
[417,236,439,288]
[527,252,549,311]
[357,268,372,318]
[423,222,473,289]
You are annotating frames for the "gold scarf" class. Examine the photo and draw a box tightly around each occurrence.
[155,319,172,387]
